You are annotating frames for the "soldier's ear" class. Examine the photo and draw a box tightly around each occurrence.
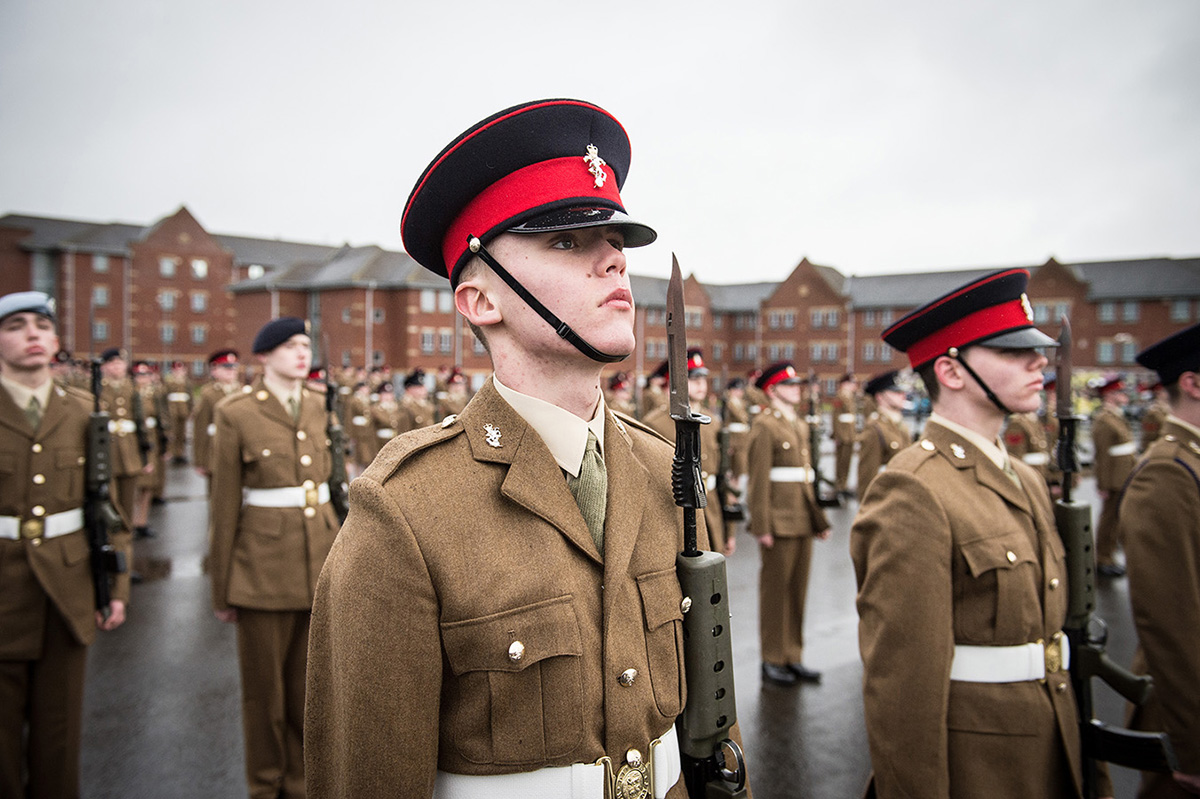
[454,275,502,329]
[932,355,966,393]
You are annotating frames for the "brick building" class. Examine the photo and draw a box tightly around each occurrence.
[2,208,1197,392]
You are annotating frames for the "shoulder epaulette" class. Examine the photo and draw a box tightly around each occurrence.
[612,410,671,444]
[379,414,465,481]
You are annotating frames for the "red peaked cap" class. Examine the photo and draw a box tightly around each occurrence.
[882,268,1058,370]
[757,361,803,391]
[401,99,657,284]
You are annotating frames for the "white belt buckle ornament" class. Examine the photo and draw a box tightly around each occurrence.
[484,423,502,448]
[583,144,607,189]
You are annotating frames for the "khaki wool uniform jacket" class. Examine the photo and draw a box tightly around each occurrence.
[1004,412,1054,485]
[1120,419,1200,786]
[851,421,1084,799]
[723,396,751,478]
[1138,401,1170,453]
[192,381,245,473]
[208,381,341,613]
[1091,406,1136,492]
[746,409,829,540]
[306,380,706,798]
[832,390,857,492]
[346,392,378,468]
[164,373,192,459]
[98,378,144,479]
[0,383,133,657]
[854,411,909,501]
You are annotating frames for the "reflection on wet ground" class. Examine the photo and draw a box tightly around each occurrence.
[81,450,1145,798]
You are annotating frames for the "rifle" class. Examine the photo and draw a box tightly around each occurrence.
[1054,316,1178,796]
[667,256,748,799]
[806,373,841,508]
[324,370,351,524]
[86,360,127,618]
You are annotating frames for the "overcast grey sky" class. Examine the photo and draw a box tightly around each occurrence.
[2,0,1198,285]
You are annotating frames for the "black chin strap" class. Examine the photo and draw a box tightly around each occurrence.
[948,347,1013,415]
[467,236,629,364]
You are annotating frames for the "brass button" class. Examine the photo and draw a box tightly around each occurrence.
[32,474,45,484]
[1056,681,1068,694]
[32,505,45,517]
[618,668,638,687]
[626,748,643,767]
[781,441,791,450]
[1006,550,1017,563]
[297,430,307,441]
[303,506,316,519]
[890,441,900,449]
[256,390,269,401]
[680,597,692,614]
[31,537,42,547]
[508,641,525,662]
[31,443,42,453]
[300,454,312,466]
[303,479,316,490]
[261,449,271,457]
[1049,578,1060,590]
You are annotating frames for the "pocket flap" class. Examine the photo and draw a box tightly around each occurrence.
[441,595,581,676]
[636,568,684,631]
[961,534,1037,578]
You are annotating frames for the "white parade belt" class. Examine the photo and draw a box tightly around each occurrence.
[725,422,749,434]
[376,428,397,439]
[1108,442,1136,457]
[434,726,680,799]
[770,466,815,483]
[837,413,856,423]
[0,507,85,541]
[242,483,330,508]
[351,415,369,426]
[108,419,137,434]
[705,473,718,492]
[167,392,190,402]
[950,633,1069,683]
[1021,452,1050,466]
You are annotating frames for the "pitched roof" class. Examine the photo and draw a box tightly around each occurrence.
[228,244,433,292]
[1074,257,1200,300]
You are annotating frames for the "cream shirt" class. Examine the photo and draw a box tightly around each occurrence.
[0,373,54,417]
[1166,414,1200,441]
[263,375,303,419]
[928,412,1012,472]
[494,375,605,479]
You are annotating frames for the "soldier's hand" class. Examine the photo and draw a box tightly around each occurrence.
[1174,772,1200,794]
[724,535,737,557]
[97,600,127,631]
[757,533,774,549]
[815,528,831,541]
[214,608,238,624]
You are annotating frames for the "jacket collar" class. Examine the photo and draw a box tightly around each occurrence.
[924,420,1032,517]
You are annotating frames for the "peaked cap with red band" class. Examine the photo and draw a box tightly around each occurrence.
[882,268,1058,369]
[401,98,657,284]
[208,349,239,367]
[756,361,803,391]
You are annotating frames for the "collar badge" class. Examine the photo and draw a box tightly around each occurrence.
[951,443,966,459]
[483,423,502,448]
[583,144,607,189]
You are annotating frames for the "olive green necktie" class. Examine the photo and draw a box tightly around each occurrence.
[1002,456,1021,487]
[288,397,300,422]
[567,431,607,553]
[25,396,42,430]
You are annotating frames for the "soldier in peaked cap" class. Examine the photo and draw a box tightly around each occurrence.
[0,291,130,799]
[854,370,910,501]
[209,316,340,799]
[831,372,859,497]
[164,360,193,464]
[746,361,831,686]
[307,98,738,799]
[849,268,1102,798]
[191,349,244,477]
[1090,374,1135,577]
[1118,322,1200,798]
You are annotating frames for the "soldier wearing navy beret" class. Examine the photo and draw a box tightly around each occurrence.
[850,268,1104,798]
[1119,322,1200,798]
[209,316,340,798]
[855,370,910,501]
[0,291,131,798]
[306,98,734,798]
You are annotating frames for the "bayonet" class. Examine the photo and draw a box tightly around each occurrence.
[667,254,710,555]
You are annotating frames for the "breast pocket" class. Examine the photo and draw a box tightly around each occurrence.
[637,568,686,718]
[958,531,1041,643]
[440,595,583,765]
[54,447,86,501]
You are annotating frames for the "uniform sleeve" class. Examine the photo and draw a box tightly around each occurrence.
[208,404,243,612]
[850,468,955,799]
[1122,459,1200,772]
[746,422,771,538]
[305,475,442,799]
[1091,417,1116,490]
[856,427,882,502]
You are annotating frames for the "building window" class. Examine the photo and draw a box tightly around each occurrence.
[827,310,839,328]
[713,315,723,330]
[247,264,265,280]
[881,310,894,327]
[811,343,823,361]
[190,292,207,313]
[863,343,875,363]
[191,360,205,378]
[92,321,108,341]
[810,309,823,329]
[439,331,452,354]
[1122,301,1139,322]
[746,344,757,361]
[1033,304,1050,324]
[646,308,664,326]
[782,311,795,329]
[827,343,838,361]
[341,350,352,367]
[713,343,723,361]
[1097,340,1114,364]
[161,323,176,344]
[734,344,745,361]
[783,343,795,359]
[768,311,780,330]
[191,259,208,280]
[93,254,109,273]
[159,257,177,278]
[420,290,436,313]
[92,286,109,308]
[1098,302,1116,323]
[190,324,206,344]
[158,290,175,311]
[373,308,385,324]
[1171,300,1190,322]
[439,291,453,314]
[420,331,434,354]
[880,343,892,361]
[342,308,352,323]
[1121,339,1137,364]
[768,345,780,361]
[686,310,703,329]
[1054,303,1069,322]
[863,310,876,327]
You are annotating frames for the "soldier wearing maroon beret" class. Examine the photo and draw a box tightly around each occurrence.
[306,99,734,798]
[850,268,1104,798]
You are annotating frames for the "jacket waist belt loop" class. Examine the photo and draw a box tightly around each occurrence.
[242,483,330,509]
[769,466,814,483]
[950,634,1070,683]
[0,507,86,541]
[1107,442,1136,457]
[433,725,680,799]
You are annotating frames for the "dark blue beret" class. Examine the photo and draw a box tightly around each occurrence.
[864,371,902,396]
[1136,322,1200,386]
[252,317,308,354]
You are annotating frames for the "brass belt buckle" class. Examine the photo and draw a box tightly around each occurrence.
[21,518,45,540]
[1044,632,1064,675]
[596,739,658,799]
[305,487,319,507]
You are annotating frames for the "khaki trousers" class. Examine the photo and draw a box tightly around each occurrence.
[835,441,853,492]
[1095,495,1124,567]
[236,608,310,799]
[0,599,88,799]
[758,535,814,665]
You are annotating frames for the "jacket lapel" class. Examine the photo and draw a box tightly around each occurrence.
[0,385,33,438]
[35,385,71,440]
[926,422,1033,518]
[461,381,601,564]
[600,411,649,580]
